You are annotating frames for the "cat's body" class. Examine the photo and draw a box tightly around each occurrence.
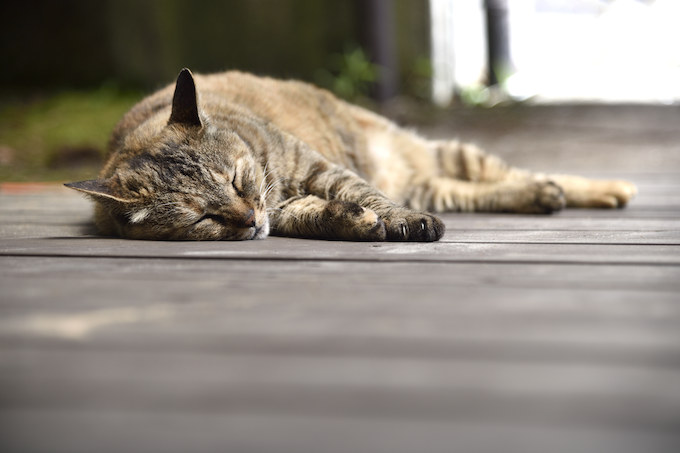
[67,69,636,241]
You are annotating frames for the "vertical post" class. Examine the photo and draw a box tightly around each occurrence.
[484,0,512,86]
[359,0,399,102]
[429,0,456,106]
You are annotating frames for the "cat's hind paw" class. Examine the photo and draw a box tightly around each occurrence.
[507,180,565,214]
[555,177,637,209]
[533,181,567,213]
[589,180,637,208]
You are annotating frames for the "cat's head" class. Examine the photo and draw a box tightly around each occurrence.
[66,69,270,240]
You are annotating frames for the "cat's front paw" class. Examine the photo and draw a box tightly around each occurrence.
[382,209,445,242]
[324,200,386,241]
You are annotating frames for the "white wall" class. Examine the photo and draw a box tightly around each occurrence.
[433,0,680,104]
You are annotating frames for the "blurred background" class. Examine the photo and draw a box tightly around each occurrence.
[1,0,678,182]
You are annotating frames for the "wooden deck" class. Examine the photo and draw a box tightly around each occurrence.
[1,105,679,453]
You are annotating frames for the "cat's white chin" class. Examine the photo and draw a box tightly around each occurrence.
[250,219,270,240]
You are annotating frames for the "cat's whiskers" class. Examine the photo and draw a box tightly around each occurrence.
[260,164,281,200]
[262,177,284,202]
[259,161,272,194]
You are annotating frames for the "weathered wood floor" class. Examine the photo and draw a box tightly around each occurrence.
[1,105,679,453]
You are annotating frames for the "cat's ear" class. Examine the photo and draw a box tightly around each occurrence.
[64,179,134,203]
[169,68,202,127]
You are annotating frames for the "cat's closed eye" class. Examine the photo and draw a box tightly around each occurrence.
[195,213,227,225]
[232,175,246,198]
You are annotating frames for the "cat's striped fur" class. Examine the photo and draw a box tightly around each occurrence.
[66,69,636,241]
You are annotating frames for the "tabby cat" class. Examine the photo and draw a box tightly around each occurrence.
[66,69,636,242]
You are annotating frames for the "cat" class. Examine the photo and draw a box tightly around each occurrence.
[65,69,636,242]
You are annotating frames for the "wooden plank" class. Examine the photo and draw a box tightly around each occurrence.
[2,410,679,453]
[1,236,678,264]
[2,297,679,368]
[2,256,678,303]
[440,213,680,231]
[3,279,678,348]
[3,348,678,400]
[0,224,95,240]
[443,230,680,244]
[1,354,679,429]
[3,325,679,370]
[4,271,678,313]
[1,256,678,365]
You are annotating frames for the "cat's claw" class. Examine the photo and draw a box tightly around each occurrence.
[382,210,445,242]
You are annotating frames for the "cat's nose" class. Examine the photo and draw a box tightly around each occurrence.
[242,209,256,228]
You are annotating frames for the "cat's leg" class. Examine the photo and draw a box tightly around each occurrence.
[407,176,566,214]
[435,140,526,182]
[304,165,445,241]
[353,109,636,209]
[270,129,444,241]
[268,195,386,241]
[435,140,637,208]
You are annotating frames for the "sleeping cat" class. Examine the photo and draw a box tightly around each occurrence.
[66,69,636,242]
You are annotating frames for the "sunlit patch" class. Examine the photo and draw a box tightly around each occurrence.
[0,305,175,340]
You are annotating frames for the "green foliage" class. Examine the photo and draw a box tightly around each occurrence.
[460,84,491,107]
[0,85,139,181]
[315,47,379,101]
[404,56,433,101]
